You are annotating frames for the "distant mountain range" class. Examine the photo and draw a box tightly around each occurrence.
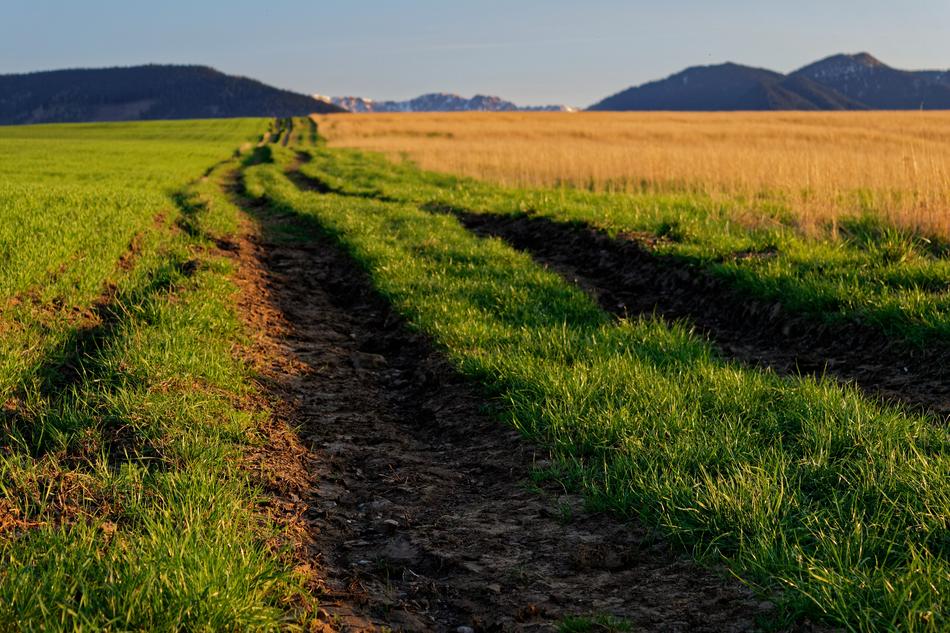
[316,93,576,113]
[590,53,950,111]
[2,54,946,126]
[0,65,343,125]
[324,54,949,113]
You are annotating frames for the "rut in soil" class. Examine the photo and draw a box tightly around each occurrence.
[285,161,950,421]
[225,173,801,632]
[443,209,950,421]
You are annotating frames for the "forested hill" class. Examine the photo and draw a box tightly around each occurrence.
[0,64,343,125]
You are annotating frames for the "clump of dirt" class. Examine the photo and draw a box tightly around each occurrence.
[451,211,950,421]
[224,181,823,632]
[116,230,145,271]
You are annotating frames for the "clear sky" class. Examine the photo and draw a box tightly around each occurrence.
[2,1,948,107]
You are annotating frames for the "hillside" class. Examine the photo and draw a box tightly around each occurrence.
[589,62,863,111]
[751,74,867,110]
[792,53,950,109]
[916,70,950,87]
[317,92,575,113]
[591,53,950,111]
[0,64,343,125]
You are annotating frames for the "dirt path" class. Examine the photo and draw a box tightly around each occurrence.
[224,178,799,632]
[448,211,950,421]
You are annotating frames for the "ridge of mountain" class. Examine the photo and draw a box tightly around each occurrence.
[590,53,950,111]
[791,53,950,109]
[0,64,343,125]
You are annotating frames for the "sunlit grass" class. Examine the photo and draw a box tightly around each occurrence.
[0,120,304,630]
[294,143,950,348]
[314,111,950,240]
[246,142,950,631]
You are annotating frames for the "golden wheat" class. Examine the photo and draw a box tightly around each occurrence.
[313,111,950,238]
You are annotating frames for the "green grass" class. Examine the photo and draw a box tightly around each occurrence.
[559,614,632,632]
[294,146,950,347]
[0,119,266,400]
[3,117,948,630]
[0,120,306,630]
[244,142,949,632]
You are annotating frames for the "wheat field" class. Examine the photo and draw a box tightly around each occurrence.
[313,111,950,238]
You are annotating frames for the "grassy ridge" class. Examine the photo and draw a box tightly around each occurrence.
[247,144,949,631]
[0,122,301,630]
[295,145,950,348]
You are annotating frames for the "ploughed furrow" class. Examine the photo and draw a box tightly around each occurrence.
[226,176,780,632]
[448,210,950,421]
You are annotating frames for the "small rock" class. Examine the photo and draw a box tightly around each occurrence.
[461,561,484,574]
[358,498,393,514]
[457,627,475,633]
[381,536,420,563]
[350,351,388,371]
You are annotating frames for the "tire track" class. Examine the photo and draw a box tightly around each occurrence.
[286,158,949,419]
[226,172,800,632]
[440,209,950,422]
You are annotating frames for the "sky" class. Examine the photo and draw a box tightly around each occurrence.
[2,1,949,107]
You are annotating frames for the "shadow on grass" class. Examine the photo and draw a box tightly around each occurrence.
[2,223,202,468]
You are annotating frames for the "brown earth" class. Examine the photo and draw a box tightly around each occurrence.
[445,210,950,421]
[223,177,824,632]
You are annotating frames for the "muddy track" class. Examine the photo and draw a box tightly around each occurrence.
[443,210,950,421]
[225,175,809,632]
[281,118,294,147]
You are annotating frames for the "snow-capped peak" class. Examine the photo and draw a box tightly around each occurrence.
[312,93,576,113]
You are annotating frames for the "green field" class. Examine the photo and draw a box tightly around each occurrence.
[0,119,302,630]
[294,147,950,347]
[0,119,947,631]
[250,142,949,632]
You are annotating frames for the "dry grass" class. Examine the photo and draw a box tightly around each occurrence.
[313,111,950,238]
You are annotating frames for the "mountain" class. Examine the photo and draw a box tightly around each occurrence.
[752,74,868,110]
[0,64,343,125]
[590,53,950,111]
[589,62,864,111]
[792,53,950,109]
[316,92,575,113]
[915,70,950,87]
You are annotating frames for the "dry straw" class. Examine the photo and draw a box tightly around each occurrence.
[314,111,950,239]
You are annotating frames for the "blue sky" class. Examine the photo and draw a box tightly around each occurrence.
[2,1,948,107]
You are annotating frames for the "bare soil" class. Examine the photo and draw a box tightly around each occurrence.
[225,182,815,632]
[448,211,950,421]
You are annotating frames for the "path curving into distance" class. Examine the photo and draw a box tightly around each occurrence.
[221,167,800,632]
